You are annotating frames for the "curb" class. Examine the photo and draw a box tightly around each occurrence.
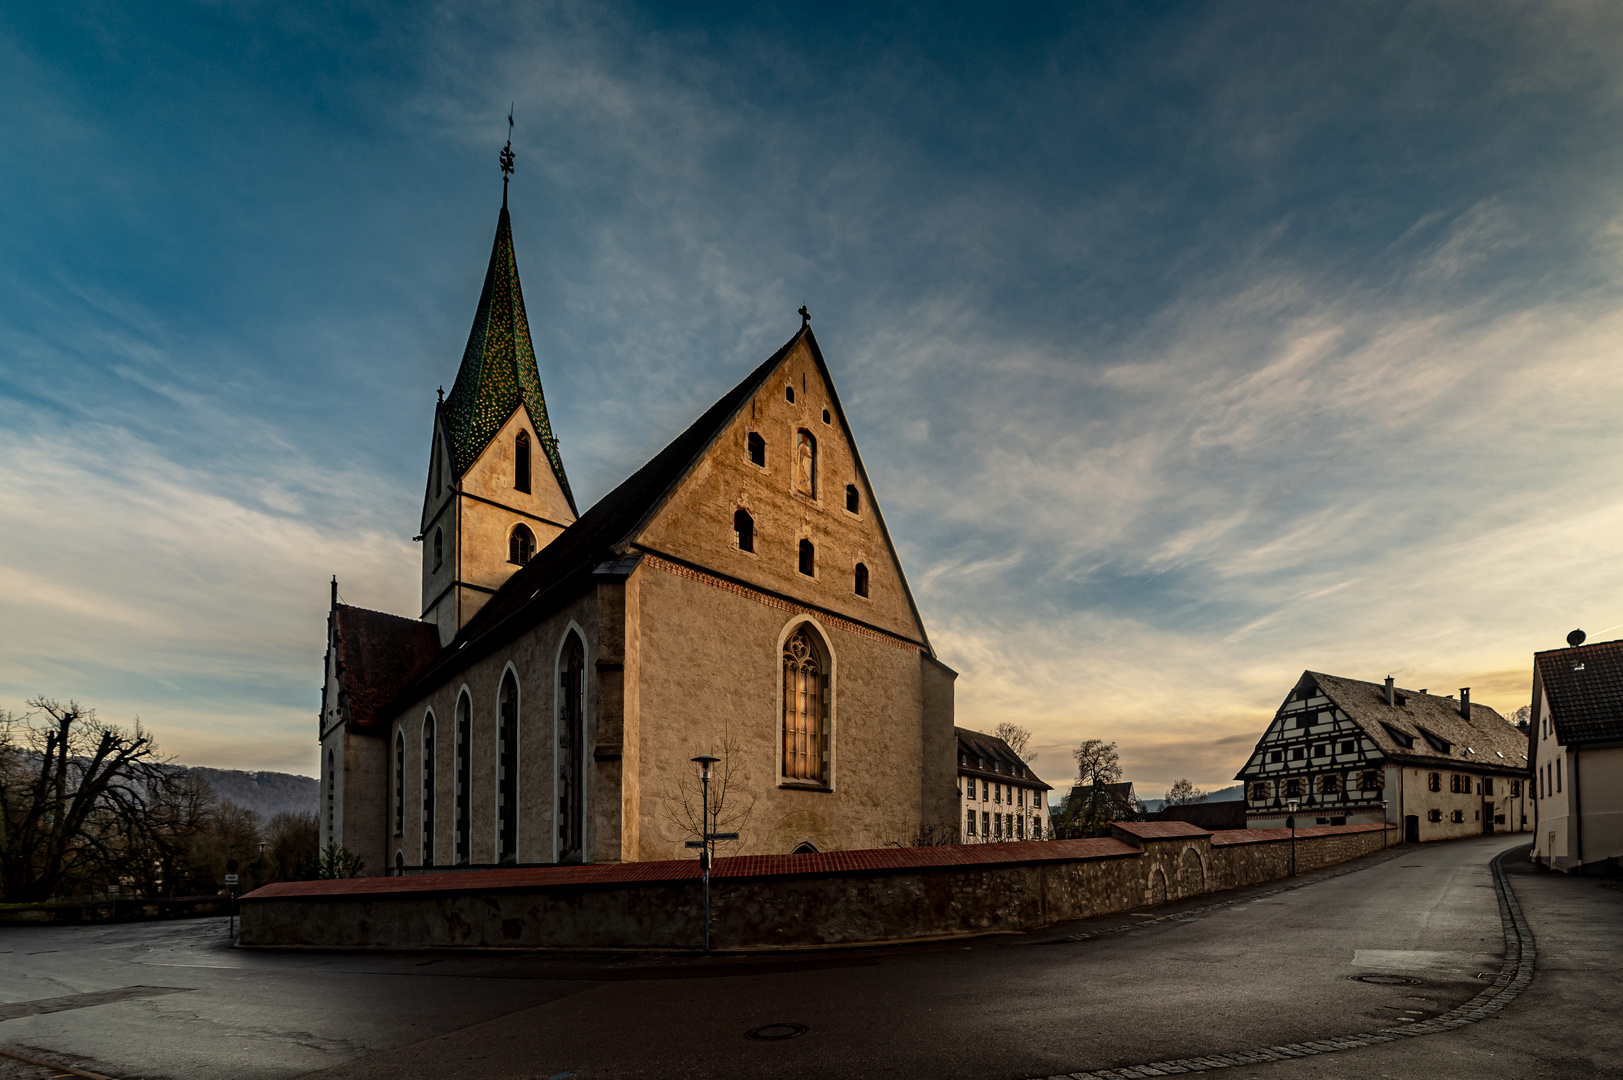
[0,1046,116,1080]
[1032,845,1536,1079]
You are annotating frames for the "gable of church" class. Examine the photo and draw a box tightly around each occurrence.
[632,332,930,647]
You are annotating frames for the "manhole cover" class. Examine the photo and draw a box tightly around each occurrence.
[1352,974,1420,986]
[746,1023,809,1041]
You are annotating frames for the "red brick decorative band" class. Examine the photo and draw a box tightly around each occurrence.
[642,553,926,653]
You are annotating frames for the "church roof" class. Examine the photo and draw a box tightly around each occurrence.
[440,205,574,511]
[1534,639,1623,745]
[332,604,440,735]
[388,323,936,715]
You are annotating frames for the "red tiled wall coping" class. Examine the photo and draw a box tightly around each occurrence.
[243,837,1140,901]
[1209,822,1395,846]
[1113,820,1211,839]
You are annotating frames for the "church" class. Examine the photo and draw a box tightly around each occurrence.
[317,187,958,875]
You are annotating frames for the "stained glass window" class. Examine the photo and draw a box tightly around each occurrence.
[782,629,826,783]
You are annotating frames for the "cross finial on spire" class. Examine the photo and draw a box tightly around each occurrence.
[799,304,810,328]
[437,385,444,402]
[499,106,515,204]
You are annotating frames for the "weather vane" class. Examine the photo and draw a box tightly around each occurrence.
[499,106,515,200]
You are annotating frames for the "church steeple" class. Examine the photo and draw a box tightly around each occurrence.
[439,204,575,512]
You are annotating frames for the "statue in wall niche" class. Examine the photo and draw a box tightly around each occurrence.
[795,430,817,498]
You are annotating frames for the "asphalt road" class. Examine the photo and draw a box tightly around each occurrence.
[1,832,1611,1080]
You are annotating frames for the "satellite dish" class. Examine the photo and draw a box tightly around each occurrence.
[1567,629,1586,648]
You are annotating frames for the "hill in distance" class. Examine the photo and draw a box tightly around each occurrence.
[179,766,318,822]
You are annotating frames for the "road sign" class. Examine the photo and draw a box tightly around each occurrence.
[224,873,239,885]
[683,840,705,849]
[226,859,240,874]
[706,832,739,841]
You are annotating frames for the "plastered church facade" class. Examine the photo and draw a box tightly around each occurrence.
[318,201,958,874]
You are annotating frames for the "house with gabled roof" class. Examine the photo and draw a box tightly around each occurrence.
[955,728,1050,842]
[1235,671,1531,843]
[1530,634,1623,873]
[318,191,958,876]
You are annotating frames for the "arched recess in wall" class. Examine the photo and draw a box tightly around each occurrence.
[455,689,472,865]
[778,619,834,789]
[421,712,437,867]
[556,630,587,864]
[1147,867,1169,906]
[1177,847,1206,899]
[497,670,520,864]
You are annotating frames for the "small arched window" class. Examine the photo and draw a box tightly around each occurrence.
[792,841,819,854]
[822,408,831,424]
[734,508,754,553]
[393,731,405,838]
[748,431,766,467]
[785,384,795,403]
[854,562,869,597]
[514,431,531,493]
[798,539,815,577]
[794,431,817,497]
[433,528,443,571]
[510,524,536,565]
[845,484,859,513]
[782,627,829,784]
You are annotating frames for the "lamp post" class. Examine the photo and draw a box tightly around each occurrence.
[1286,799,1299,877]
[691,755,720,952]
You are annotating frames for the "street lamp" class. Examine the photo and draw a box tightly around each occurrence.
[1286,799,1300,877]
[690,755,720,952]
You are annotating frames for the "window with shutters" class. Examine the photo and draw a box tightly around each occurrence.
[1428,772,1441,792]
[781,626,831,787]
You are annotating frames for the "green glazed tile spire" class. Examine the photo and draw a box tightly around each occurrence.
[442,206,575,510]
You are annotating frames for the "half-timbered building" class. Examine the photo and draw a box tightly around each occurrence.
[1236,671,1531,842]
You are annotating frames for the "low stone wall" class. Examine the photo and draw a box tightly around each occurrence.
[239,822,1395,950]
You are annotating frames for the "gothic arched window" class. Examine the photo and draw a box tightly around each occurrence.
[748,432,766,467]
[515,431,532,493]
[455,691,471,864]
[433,527,443,571]
[497,672,519,864]
[393,731,405,838]
[558,635,586,862]
[326,749,334,841]
[421,714,436,867]
[798,539,815,577]
[734,508,754,553]
[782,627,829,784]
[854,562,869,597]
[794,430,817,498]
[510,524,536,566]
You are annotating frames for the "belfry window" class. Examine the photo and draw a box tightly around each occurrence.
[854,562,869,597]
[748,432,766,467]
[845,484,859,513]
[782,627,830,785]
[734,508,755,553]
[515,431,532,493]
[433,528,443,571]
[794,430,817,498]
[798,539,815,577]
[510,524,536,565]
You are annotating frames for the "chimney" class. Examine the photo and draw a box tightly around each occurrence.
[1384,676,1395,707]
[1459,687,1470,719]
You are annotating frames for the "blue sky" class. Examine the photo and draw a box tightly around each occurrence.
[4,3,1623,794]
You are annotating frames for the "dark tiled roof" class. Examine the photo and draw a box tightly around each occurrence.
[390,327,813,710]
[333,605,440,735]
[1113,820,1207,840]
[956,727,1050,789]
[1068,781,1137,804]
[1304,671,1529,773]
[1535,638,1623,745]
[441,205,573,509]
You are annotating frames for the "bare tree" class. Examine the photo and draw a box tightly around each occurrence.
[1053,739,1131,837]
[1163,778,1207,807]
[0,698,201,902]
[994,722,1036,763]
[661,728,755,856]
[1073,739,1122,788]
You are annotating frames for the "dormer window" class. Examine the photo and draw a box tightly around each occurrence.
[734,508,755,553]
[748,432,766,467]
[509,524,536,565]
[514,431,531,493]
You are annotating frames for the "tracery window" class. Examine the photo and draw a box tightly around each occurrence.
[497,672,519,863]
[393,732,405,838]
[734,508,754,553]
[748,432,766,467]
[515,431,531,493]
[557,635,586,862]
[782,627,829,784]
[510,524,536,565]
[854,562,869,597]
[421,715,436,866]
[326,750,335,839]
[795,430,817,498]
[455,692,471,864]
